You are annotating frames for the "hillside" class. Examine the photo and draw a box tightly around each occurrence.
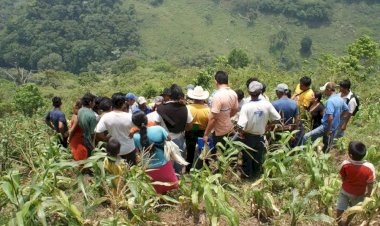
[130,0,380,67]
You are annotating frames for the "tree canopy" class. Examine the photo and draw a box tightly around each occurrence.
[0,0,140,74]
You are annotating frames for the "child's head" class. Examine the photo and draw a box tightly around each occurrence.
[348,141,367,161]
[106,138,121,157]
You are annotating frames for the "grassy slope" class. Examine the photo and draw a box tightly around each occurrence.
[128,0,380,64]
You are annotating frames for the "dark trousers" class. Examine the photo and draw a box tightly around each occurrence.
[58,136,68,148]
[121,150,137,166]
[185,130,205,172]
[83,138,94,158]
[240,134,265,179]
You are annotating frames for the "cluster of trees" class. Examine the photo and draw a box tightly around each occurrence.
[232,0,332,24]
[0,0,140,74]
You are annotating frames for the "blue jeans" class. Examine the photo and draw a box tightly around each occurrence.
[302,125,335,152]
[172,135,186,175]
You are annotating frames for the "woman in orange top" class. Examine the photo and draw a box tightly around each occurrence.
[68,100,88,160]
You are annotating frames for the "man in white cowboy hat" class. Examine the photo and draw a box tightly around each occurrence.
[185,86,210,172]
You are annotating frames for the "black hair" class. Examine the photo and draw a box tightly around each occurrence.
[286,89,292,98]
[81,93,96,107]
[111,92,126,110]
[235,89,244,101]
[99,97,112,112]
[93,96,104,113]
[349,141,367,161]
[339,79,351,90]
[106,138,121,157]
[314,91,322,102]
[262,83,267,94]
[300,76,312,87]
[169,84,184,101]
[245,77,260,89]
[162,88,171,96]
[52,96,62,108]
[131,112,150,151]
[215,71,228,85]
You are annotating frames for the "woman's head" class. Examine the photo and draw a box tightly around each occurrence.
[73,99,82,115]
[106,138,121,157]
[312,91,323,103]
[132,112,150,150]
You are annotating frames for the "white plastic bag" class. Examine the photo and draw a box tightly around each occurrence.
[164,140,189,166]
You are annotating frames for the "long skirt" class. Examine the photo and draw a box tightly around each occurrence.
[146,161,178,194]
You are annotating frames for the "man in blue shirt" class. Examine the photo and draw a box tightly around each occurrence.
[302,82,349,152]
[272,83,299,126]
[45,96,68,148]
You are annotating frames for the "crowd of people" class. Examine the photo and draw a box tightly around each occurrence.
[45,71,373,225]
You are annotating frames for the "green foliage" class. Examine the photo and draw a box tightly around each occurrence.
[13,84,44,117]
[150,0,164,7]
[269,30,289,56]
[78,72,100,86]
[111,56,138,74]
[193,68,214,90]
[0,0,140,74]
[300,36,312,56]
[37,53,66,71]
[347,35,379,69]
[228,49,250,69]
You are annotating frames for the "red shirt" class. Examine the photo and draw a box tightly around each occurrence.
[340,159,376,196]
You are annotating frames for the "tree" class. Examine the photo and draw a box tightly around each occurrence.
[348,35,379,68]
[228,49,250,69]
[37,53,66,71]
[13,83,44,117]
[300,36,312,57]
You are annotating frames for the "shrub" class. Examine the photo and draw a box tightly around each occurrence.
[228,49,250,69]
[300,36,313,55]
[13,83,44,117]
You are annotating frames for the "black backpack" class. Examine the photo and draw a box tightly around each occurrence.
[346,93,360,116]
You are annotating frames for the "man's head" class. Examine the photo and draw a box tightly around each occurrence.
[106,138,121,157]
[348,141,366,161]
[299,76,312,91]
[275,83,289,98]
[339,79,351,94]
[169,84,184,101]
[125,93,136,106]
[81,93,96,108]
[215,71,228,86]
[52,96,62,108]
[112,92,127,110]
[245,77,260,89]
[235,89,244,102]
[99,97,112,113]
[161,88,171,102]
[312,91,323,104]
[137,96,148,109]
[248,81,263,98]
[320,82,337,97]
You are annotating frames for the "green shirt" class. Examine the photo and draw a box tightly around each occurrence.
[78,107,97,143]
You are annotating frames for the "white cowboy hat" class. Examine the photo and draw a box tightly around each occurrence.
[187,86,209,100]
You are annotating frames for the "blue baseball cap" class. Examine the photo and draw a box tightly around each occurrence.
[125,93,136,100]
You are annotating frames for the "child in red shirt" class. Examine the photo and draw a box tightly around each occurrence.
[336,141,376,226]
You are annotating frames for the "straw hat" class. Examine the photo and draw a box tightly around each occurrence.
[187,86,209,100]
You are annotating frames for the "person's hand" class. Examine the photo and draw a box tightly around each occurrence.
[203,135,209,144]
[340,124,347,131]
[325,130,332,137]
[67,137,70,144]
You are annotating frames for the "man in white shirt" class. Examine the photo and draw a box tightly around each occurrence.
[336,79,358,139]
[95,93,136,164]
[237,81,281,179]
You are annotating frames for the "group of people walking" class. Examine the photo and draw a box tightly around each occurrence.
[45,71,374,224]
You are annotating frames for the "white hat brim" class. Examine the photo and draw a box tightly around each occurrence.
[187,90,209,100]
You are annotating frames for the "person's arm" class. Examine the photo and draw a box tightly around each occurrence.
[340,101,351,131]
[267,104,282,131]
[68,115,78,143]
[203,113,217,143]
[365,183,374,197]
[94,116,108,142]
[326,114,333,136]
[185,107,194,131]
[45,112,54,130]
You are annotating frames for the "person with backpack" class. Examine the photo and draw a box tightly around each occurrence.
[335,79,359,139]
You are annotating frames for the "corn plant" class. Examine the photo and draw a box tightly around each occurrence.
[342,182,380,226]
[284,189,334,226]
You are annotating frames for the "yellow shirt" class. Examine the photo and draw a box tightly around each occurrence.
[293,84,314,109]
[187,103,210,130]
[104,157,125,187]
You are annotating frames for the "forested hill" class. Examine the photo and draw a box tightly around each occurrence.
[0,0,379,73]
